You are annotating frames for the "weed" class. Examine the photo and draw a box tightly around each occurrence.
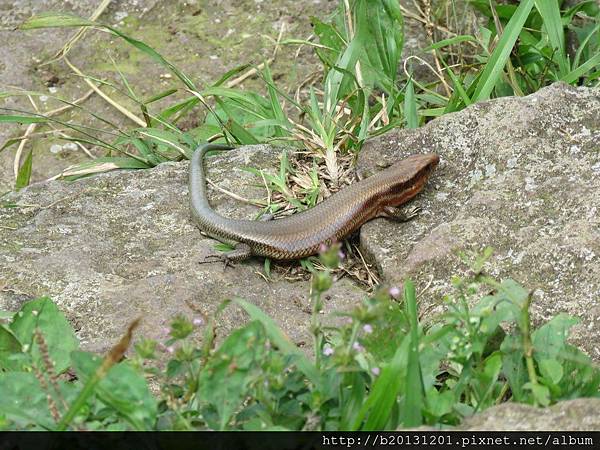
[0,248,597,430]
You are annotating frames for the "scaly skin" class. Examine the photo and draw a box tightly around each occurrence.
[189,143,439,261]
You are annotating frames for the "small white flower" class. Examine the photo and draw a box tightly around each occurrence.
[352,342,364,352]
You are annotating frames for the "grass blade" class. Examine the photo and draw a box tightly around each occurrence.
[534,0,568,77]
[143,88,178,105]
[55,157,150,181]
[262,63,291,138]
[352,338,409,430]
[422,35,478,52]
[561,52,600,84]
[472,0,535,101]
[0,114,48,124]
[401,279,425,427]
[404,77,418,128]
[15,150,33,190]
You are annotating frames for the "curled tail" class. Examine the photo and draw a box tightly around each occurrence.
[189,143,234,211]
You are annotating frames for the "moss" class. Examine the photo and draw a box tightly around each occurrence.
[0,240,23,254]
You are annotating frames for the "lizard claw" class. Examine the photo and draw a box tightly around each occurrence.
[197,242,253,268]
[378,205,421,222]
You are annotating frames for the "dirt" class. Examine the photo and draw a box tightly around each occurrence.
[0,0,336,191]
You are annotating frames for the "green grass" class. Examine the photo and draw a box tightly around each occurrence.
[0,0,598,197]
[0,247,598,430]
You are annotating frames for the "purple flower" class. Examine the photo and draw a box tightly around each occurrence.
[338,250,345,260]
[165,345,175,354]
[323,345,334,356]
[362,324,373,334]
[319,243,328,253]
[389,286,401,299]
[192,317,204,326]
[371,367,380,376]
[352,342,364,352]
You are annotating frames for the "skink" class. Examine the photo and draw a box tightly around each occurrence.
[189,143,439,261]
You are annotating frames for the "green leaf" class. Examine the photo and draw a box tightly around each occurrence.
[214,242,235,253]
[0,114,48,124]
[473,352,503,411]
[532,314,578,359]
[20,12,95,28]
[525,382,551,407]
[404,77,418,129]
[422,35,477,52]
[212,63,252,87]
[10,297,78,374]
[143,88,178,105]
[472,0,535,101]
[311,16,345,68]
[534,0,568,77]
[561,52,600,84]
[15,149,33,190]
[137,128,193,158]
[500,334,527,401]
[538,358,563,385]
[0,325,22,370]
[402,279,424,427]
[425,388,455,418]
[58,157,151,181]
[71,351,157,430]
[234,299,320,386]
[359,0,404,92]
[339,372,368,429]
[439,57,472,112]
[262,63,291,138]
[190,123,223,143]
[125,137,163,165]
[197,321,266,430]
[159,96,199,121]
[0,372,57,429]
[354,338,409,430]
[572,22,600,70]
[0,137,22,153]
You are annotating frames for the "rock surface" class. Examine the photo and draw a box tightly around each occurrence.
[358,82,600,363]
[458,398,600,431]
[1,82,599,431]
[0,144,365,353]
[2,83,600,363]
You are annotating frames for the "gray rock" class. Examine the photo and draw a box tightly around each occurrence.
[358,82,600,363]
[458,398,600,431]
[0,144,365,353]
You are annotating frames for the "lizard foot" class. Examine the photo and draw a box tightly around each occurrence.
[378,205,422,222]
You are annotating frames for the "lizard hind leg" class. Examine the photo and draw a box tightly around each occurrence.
[197,242,253,269]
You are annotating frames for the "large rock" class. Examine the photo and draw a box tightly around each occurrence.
[358,82,600,362]
[1,83,599,368]
[458,398,600,431]
[0,144,365,353]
